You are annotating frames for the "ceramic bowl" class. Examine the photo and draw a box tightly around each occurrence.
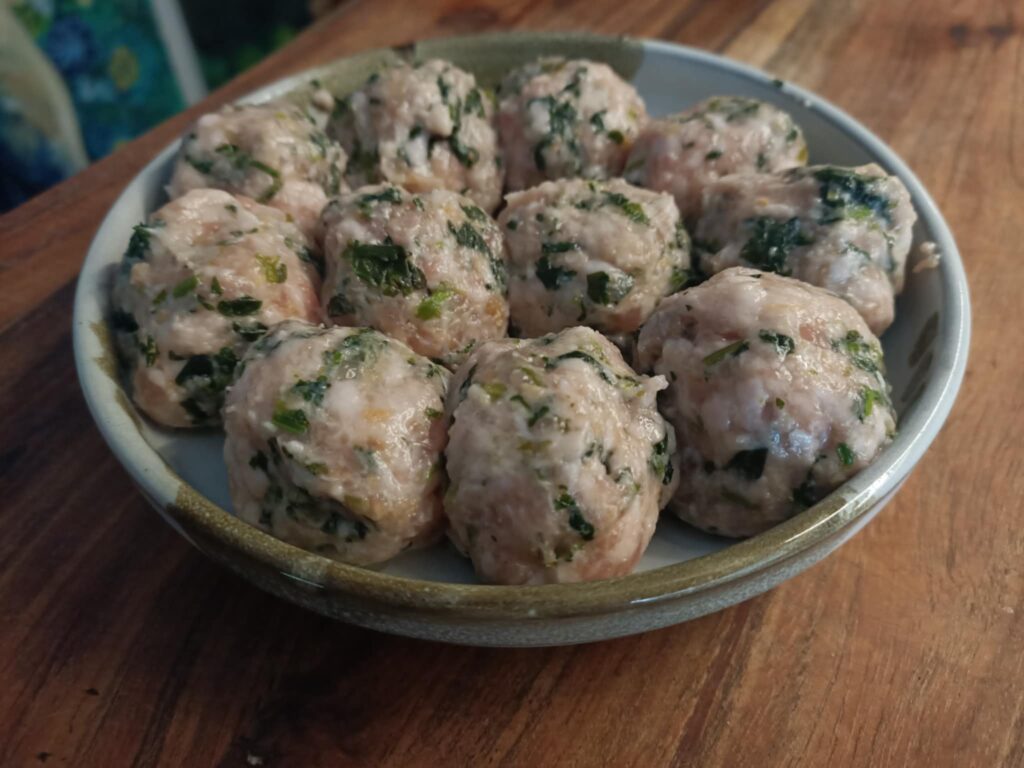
[73,32,970,647]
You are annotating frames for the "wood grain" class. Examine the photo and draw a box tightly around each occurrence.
[1,0,1021,765]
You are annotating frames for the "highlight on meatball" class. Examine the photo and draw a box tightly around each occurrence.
[111,189,322,428]
[498,178,691,337]
[444,327,678,585]
[320,183,509,368]
[624,96,807,220]
[328,59,503,212]
[168,95,347,239]
[694,163,916,334]
[497,57,647,191]
[636,267,896,538]
[223,321,450,565]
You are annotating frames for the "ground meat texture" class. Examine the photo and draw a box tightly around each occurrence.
[320,184,509,368]
[444,327,678,585]
[694,164,916,335]
[111,189,321,428]
[497,58,647,191]
[328,60,503,213]
[498,178,691,337]
[624,96,807,221]
[168,95,346,241]
[636,267,896,538]
[223,321,449,565]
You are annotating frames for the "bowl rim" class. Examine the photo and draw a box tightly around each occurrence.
[72,30,971,621]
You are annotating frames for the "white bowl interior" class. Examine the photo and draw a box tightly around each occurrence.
[74,37,968,588]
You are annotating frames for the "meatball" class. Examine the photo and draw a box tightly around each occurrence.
[444,327,678,585]
[694,164,916,334]
[624,96,807,220]
[223,321,449,565]
[498,178,691,337]
[328,60,502,212]
[497,57,647,191]
[111,189,321,428]
[636,267,896,538]
[168,95,346,240]
[320,184,509,368]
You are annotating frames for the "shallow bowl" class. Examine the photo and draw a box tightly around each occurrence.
[73,32,970,647]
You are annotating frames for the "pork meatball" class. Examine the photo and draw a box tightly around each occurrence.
[498,178,691,337]
[694,164,916,334]
[223,321,449,565]
[168,95,346,240]
[320,184,509,368]
[111,189,321,428]
[636,267,896,538]
[328,60,502,212]
[624,96,807,220]
[497,57,647,191]
[444,327,678,585]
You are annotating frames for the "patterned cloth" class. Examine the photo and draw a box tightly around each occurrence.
[2,0,184,210]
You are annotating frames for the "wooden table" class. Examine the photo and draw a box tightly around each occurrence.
[1,0,1020,764]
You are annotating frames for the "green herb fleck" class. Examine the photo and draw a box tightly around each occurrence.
[740,217,813,274]
[649,434,674,485]
[703,340,749,367]
[272,403,309,434]
[542,241,579,255]
[758,330,795,356]
[416,284,459,320]
[217,296,262,316]
[602,192,649,224]
[232,321,268,341]
[482,381,507,401]
[460,203,487,222]
[292,376,330,405]
[125,224,151,262]
[856,387,885,421]
[669,266,691,293]
[255,254,287,283]
[814,167,893,226]
[535,254,577,290]
[355,446,378,473]
[322,329,385,377]
[518,366,543,386]
[346,240,425,297]
[837,442,855,466]
[139,336,158,366]
[185,155,213,174]
[169,274,195,296]
[457,364,477,402]
[555,492,595,541]
[545,350,611,383]
[834,329,883,374]
[356,186,402,213]
[527,403,550,427]
[586,270,635,305]
[447,220,489,253]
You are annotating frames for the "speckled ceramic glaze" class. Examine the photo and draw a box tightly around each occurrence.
[73,32,970,647]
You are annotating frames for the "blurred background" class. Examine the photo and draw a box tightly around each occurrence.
[0,0,340,213]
